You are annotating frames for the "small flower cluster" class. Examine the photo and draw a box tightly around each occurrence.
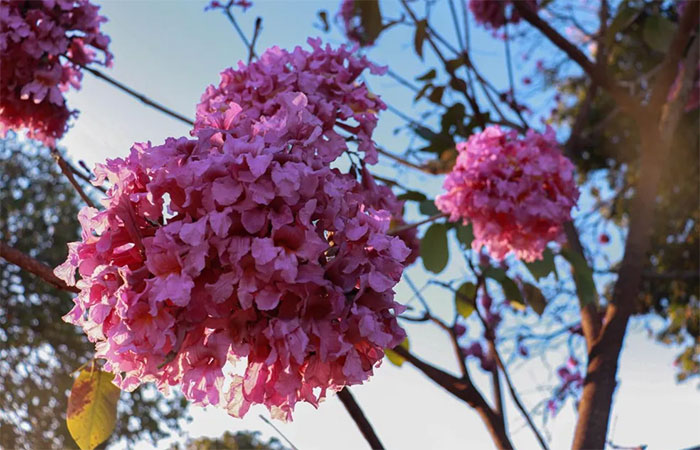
[0,0,112,145]
[205,0,252,12]
[195,38,386,165]
[436,126,578,262]
[468,0,536,30]
[57,39,409,421]
[546,357,584,416]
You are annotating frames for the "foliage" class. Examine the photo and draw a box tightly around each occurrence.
[170,430,288,450]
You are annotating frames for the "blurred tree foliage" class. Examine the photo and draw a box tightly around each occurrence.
[548,0,699,381]
[0,134,190,449]
[170,430,289,450]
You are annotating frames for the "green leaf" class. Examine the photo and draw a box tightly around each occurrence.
[522,283,547,315]
[605,1,639,48]
[441,103,466,132]
[385,337,410,367]
[317,10,330,32]
[419,199,439,216]
[484,268,524,306]
[357,0,383,46]
[525,248,556,281]
[397,190,427,202]
[414,83,432,103]
[445,57,465,72]
[455,282,477,318]
[416,68,437,81]
[67,367,121,450]
[455,223,474,248]
[643,15,677,53]
[421,223,449,273]
[560,248,597,307]
[414,19,428,60]
[428,86,445,105]
[449,77,467,92]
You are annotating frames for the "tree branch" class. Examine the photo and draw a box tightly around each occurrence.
[78,63,195,126]
[392,345,514,449]
[572,5,699,447]
[0,241,78,293]
[337,388,385,450]
[51,148,96,209]
[513,2,638,115]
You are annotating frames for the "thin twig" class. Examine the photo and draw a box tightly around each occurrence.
[248,17,262,64]
[471,283,550,450]
[337,388,385,450]
[77,62,195,126]
[51,148,96,208]
[389,213,447,235]
[0,241,79,293]
[377,147,437,174]
[258,415,299,450]
[223,6,253,56]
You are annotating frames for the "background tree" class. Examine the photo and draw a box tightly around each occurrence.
[0,134,189,449]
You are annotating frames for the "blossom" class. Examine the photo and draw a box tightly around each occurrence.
[358,166,420,265]
[0,0,112,145]
[205,0,252,12]
[57,40,408,421]
[436,126,578,262]
[547,356,584,416]
[469,0,537,30]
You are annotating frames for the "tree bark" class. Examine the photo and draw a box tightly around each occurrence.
[392,346,514,449]
[572,8,698,445]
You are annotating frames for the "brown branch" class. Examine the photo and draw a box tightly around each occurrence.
[78,63,195,126]
[337,388,385,450]
[473,281,549,450]
[248,17,262,64]
[51,148,96,209]
[487,340,505,425]
[392,345,514,449]
[513,2,638,115]
[388,213,447,235]
[491,344,550,450]
[0,241,78,293]
[68,159,107,194]
[572,6,699,447]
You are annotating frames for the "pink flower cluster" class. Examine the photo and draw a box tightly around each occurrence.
[468,0,536,30]
[205,0,252,12]
[57,39,409,421]
[436,126,578,262]
[195,38,386,165]
[547,357,584,416]
[0,0,112,145]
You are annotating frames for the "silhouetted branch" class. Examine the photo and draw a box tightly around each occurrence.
[0,241,78,294]
[337,388,385,450]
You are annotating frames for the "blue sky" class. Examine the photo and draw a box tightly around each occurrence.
[56,1,699,449]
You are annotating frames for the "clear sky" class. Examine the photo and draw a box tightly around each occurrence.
[57,1,699,449]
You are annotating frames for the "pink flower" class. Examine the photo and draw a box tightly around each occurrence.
[58,40,407,422]
[469,0,537,30]
[436,126,579,262]
[0,0,112,145]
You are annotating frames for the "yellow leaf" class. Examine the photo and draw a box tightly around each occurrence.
[67,366,121,450]
[385,337,410,367]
